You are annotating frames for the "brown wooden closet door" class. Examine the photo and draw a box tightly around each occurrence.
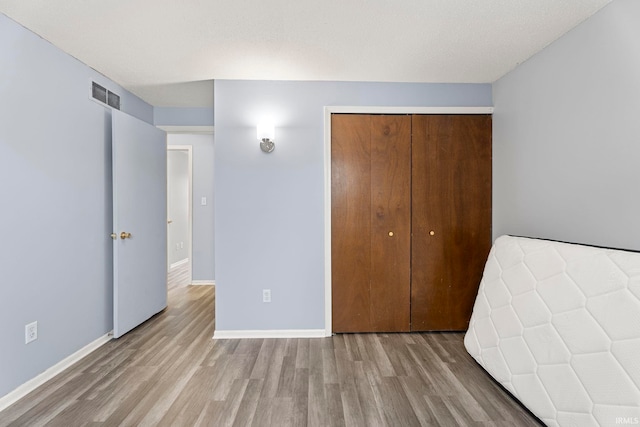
[411,114,492,331]
[332,114,411,332]
[331,114,371,332]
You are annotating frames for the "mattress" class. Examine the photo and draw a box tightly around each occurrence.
[464,235,640,427]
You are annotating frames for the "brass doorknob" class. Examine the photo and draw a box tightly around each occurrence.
[167,220,173,224]
[429,230,435,236]
[388,231,394,237]
[110,233,117,240]
[120,232,132,239]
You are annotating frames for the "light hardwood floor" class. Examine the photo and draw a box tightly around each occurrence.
[0,282,542,426]
[167,262,191,290]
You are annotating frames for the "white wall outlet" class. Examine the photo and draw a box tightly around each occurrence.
[25,321,37,344]
[201,196,207,206]
[262,289,271,303]
[180,241,184,249]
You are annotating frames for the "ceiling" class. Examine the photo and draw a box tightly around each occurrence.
[0,0,612,108]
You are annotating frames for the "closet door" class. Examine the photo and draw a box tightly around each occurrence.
[332,114,411,332]
[411,114,492,331]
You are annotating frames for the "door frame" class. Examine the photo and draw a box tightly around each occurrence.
[323,106,494,336]
[167,144,193,285]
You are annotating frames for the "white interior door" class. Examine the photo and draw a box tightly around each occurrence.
[112,109,167,338]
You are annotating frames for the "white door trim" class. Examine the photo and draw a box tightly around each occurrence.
[167,144,194,285]
[323,106,493,336]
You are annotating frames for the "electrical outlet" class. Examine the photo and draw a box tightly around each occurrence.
[25,321,37,344]
[180,241,184,249]
[262,289,271,303]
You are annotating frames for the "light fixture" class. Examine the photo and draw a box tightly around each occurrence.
[257,123,275,153]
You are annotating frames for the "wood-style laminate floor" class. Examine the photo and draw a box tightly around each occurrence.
[0,284,542,427]
[167,262,191,290]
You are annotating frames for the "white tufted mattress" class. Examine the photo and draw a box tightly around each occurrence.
[464,235,640,427]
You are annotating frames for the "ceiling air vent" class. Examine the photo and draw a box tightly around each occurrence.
[92,81,121,110]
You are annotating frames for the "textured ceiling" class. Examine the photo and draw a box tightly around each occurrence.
[0,0,612,107]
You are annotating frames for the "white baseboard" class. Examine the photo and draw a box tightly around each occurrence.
[191,280,215,286]
[0,332,112,412]
[213,329,328,339]
[169,258,189,270]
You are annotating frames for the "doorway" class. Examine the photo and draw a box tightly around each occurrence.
[167,145,193,289]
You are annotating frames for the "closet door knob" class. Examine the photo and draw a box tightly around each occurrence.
[120,232,132,239]
[388,231,394,237]
[429,230,435,236]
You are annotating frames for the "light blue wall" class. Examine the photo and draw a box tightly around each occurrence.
[154,107,214,126]
[214,80,492,331]
[167,150,190,265]
[493,0,640,251]
[0,13,154,398]
[167,134,216,281]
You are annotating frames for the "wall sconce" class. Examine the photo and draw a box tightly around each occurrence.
[257,123,275,153]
